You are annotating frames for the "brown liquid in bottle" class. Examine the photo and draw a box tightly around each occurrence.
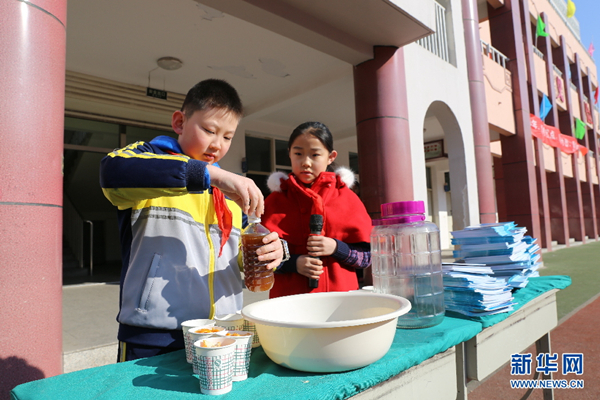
[242,233,274,292]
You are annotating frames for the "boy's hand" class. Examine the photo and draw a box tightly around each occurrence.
[255,232,284,270]
[307,236,337,257]
[207,166,264,216]
[296,255,324,280]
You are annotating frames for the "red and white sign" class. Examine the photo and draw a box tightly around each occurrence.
[424,140,445,160]
[529,114,588,156]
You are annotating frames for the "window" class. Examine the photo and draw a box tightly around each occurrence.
[349,152,360,175]
[245,134,291,196]
[445,171,452,217]
[64,117,173,153]
[64,117,120,152]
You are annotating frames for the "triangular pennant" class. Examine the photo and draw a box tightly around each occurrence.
[574,118,586,140]
[536,15,548,38]
[540,94,552,121]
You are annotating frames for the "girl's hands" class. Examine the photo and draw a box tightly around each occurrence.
[299,236,336,279]
[306,236,337,257]
[296,255,323,280]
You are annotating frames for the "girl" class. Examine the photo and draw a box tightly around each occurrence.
[262,121,372,298]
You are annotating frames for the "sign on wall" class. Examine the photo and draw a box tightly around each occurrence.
[146,87,168,100]
[424,140,446,160]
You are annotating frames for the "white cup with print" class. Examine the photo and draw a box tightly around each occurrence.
[214,313,245,331]
[188,325,226,373]
[222,330,254,381]
[194,337,236,395]
[181,319,215,364]
[242,319,261,348]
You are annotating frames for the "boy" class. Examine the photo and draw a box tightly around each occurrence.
[100,79,286,361]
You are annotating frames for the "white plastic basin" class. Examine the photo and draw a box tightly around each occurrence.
[241,291,411,373]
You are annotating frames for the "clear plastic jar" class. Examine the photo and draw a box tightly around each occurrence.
[370,220,392,294]
[372,201,445,329]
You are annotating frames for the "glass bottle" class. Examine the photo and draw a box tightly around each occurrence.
[242,215,274,292]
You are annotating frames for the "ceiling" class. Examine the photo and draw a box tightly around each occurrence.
[65,0,435,139]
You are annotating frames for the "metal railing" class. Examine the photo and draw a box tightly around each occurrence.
[416,2,450,63]
[532,46,544,60]
[553,64,563,77]
[85,220,94,276]
[64,197,85,270]
[481,40,509,68]
[63,196,94,275]
[570,81,578,91]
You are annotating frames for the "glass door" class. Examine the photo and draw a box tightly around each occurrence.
[62,117,172,284]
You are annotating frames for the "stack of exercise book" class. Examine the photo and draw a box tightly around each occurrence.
[443,222,541,317]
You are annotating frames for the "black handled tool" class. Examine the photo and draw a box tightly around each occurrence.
[309,214,324,289]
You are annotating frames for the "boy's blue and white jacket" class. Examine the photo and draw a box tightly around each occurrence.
[100,136,243,348]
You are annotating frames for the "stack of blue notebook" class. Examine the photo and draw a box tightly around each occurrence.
[443,222,541,316]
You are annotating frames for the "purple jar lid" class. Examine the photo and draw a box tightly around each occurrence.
[381,201,425,217]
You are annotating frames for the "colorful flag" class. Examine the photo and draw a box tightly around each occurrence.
[536,15,548,38]
[584,103,593,125]
[540,94,552,121]
[589,42,595,57]
[567,0,576,18]
[556,76,565,102]
[574,118,586,140]
[595,87,599,104]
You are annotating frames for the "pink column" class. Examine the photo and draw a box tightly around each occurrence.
[488,0,542,243]
[575,55,598,240]
[542,12,570,246]
[0,0,66,394]
[556,36,586,243]
[462,0,497,225]
[353,46,414,219]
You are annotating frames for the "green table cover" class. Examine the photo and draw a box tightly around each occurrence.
[11,317,481,400]
[11,275,570,400]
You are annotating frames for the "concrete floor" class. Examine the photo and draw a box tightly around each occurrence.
[62,284,120,373]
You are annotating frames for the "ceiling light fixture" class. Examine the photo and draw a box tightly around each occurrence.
[157,57,183,71]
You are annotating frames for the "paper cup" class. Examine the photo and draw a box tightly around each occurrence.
[182,319,215,364]
[243,319,261,348]
[189,326,226,371]
[194,337,236,395]
[214,313,245,331]
[223,330,254,381]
